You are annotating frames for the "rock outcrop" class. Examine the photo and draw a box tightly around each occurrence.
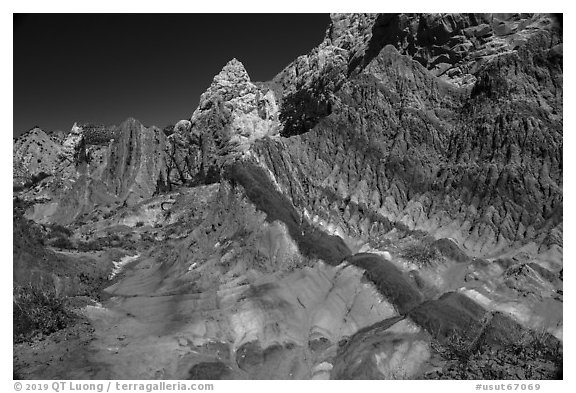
[61,123,86,163]
[17,118,170,224]
[99,118,169,205]
[245,13,562,262]
[183,58,281,182]
[13,127,67,188]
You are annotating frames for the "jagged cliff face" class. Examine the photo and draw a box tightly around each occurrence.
[243,13,562,262]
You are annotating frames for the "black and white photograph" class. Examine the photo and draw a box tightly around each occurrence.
[9,3,566,384]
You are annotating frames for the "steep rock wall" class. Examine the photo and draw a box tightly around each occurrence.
[248,13,562,260]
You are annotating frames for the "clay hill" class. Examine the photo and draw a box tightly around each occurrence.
[13,13,562,380]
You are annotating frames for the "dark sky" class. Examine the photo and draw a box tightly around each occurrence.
[13,14,330,136]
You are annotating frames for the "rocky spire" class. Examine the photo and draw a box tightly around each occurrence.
[191,57,279,133]
[196,58,257,111]
[62,122,85,161]
[212,58,251,86]
[181,58,281,183]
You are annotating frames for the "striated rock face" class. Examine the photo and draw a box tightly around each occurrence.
[246,13,562,262]
[327,13,562,85]
[99,118,169,205]
[16,118,170,224]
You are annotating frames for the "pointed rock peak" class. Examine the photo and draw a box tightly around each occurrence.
[112,118,144,140]
[194,58,257,114]
[62,122,85,156]
[18,125,43,136]
[28,126,46,135]
[213,58,251,85]
[69,122,83,135]
[17,126,51,143]
[120,117,143,129]
[225,57,244,68]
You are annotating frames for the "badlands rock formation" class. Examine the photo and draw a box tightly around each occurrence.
[255,13,562,261]
[22,118,170,224]
[14,13,562,380]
